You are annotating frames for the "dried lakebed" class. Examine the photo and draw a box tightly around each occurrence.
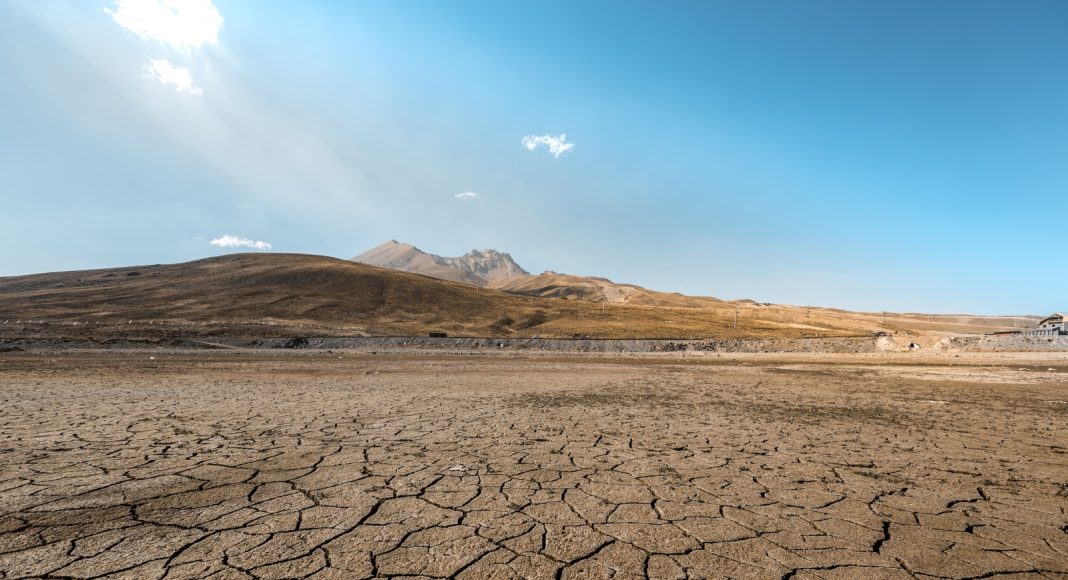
[0,351,1065,579]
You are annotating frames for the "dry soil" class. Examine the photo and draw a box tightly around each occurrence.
[0,351,1065,579]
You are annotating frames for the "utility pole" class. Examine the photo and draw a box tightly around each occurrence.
[734,310,738,330]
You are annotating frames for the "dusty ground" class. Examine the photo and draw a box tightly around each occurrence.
[0,351,1065,579]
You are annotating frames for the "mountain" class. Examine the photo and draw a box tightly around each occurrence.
[350,242,1037,335]
[352,240,718,306]
[0,254,527,337]
[443,248,529,283]
[352,241,527,285]
[350,241,483,285]
[0,253,844,340]
[0,253,1033,341]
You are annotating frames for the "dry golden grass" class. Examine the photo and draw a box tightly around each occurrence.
[0,253,1025,339]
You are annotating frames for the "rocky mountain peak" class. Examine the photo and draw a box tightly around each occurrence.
[444,249,528,282]
[352,241,527,284]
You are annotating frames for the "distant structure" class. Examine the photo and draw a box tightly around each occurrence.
[1023,313,1067,336]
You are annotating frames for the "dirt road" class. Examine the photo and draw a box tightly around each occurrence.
[0,351,1065,578]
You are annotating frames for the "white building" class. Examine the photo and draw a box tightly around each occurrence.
[1023,313,1067,336]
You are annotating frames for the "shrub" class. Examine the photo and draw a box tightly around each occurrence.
[515,311,549,330]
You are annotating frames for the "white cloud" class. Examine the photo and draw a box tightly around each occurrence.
[143,58,202,95]
[107,0,223,52]
[210,234,272,250]
[522,133,575,158]
[454,191,478,200]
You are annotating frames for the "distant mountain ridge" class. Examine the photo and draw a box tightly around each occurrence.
[440,248,529,283]
[0,251,1034,340]
[352,240,720,306]
[351,241,528,286]
[348,242,1038,336]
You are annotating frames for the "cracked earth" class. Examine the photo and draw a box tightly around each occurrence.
[0,351,1065,579]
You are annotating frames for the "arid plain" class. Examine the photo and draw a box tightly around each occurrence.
[7,0,1068,577]
[1,350,1066,579]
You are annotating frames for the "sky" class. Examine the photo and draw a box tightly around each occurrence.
[1,0,1066,315]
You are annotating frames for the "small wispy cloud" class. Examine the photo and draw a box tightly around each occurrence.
[143,59,202,95]
[107,0,223,53]
[454,191,479,200]
[522,134,575,158]
[210,234,272,250]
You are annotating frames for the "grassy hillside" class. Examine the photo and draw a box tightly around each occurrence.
[0,253,1028,340]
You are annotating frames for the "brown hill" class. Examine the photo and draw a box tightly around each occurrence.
[491,272,724,307]
[348,242,1037,335]
[0,253,549,338]
[0,253,1033,341]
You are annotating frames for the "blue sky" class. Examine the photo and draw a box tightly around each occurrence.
[1,0,1065,315]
